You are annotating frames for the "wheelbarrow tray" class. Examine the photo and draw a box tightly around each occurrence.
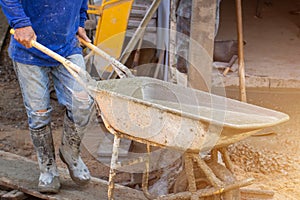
[89,77,289,152]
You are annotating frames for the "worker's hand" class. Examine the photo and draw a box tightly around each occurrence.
[14,26,37,48]
[77,27,91,43]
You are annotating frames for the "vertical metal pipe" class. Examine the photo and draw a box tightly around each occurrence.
[142,143,155,200]
[236,0,247,102]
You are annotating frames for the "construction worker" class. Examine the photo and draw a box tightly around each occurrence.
[0,0,93,193]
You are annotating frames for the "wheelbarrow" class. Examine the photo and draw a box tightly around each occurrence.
[89,77,289,200]
[12,30,289,199]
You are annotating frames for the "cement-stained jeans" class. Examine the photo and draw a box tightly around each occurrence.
[14,54,94,129]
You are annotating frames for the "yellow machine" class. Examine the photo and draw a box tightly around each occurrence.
[87,0,134,77]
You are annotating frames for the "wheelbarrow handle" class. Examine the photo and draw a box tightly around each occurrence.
[78,37,134,78]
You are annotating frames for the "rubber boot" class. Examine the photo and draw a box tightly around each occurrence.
[59,115,91,185]
[30,125,61,193]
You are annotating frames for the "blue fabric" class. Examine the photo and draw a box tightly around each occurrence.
[0,0,88,66]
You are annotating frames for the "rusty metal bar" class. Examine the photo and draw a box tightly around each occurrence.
[211,149,218,163]
[157,178,254,200]
[184,154,197,193]
[236,0,247,102]
[102,115,120,200]
[142,144,155,200]
[219,147,234,173]
[194,155,223,188]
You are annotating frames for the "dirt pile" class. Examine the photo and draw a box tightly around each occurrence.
[229,142,295,175]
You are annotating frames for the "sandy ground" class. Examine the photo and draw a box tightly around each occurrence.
[226,87,300,200]
[216,0,300,88]
[215,1,300,197]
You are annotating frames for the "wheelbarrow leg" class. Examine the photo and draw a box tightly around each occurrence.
[193,154,224,188]
[184,154,199,200]
[101,115,121,200]
[219,147,234,172]
[108,134,121,200]
[184,154,197,193]
[142,143,156,200]
[184,152,228,199]
[211,147,234,173]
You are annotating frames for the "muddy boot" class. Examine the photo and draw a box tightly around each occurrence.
[59,115,91,185]
[30,125,61,193]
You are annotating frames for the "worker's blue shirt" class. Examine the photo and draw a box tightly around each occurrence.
[0,0,88,66]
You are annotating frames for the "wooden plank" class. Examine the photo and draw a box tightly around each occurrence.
[1,190,27,200]
[0,189,8,197]
[0,178,54,200]
[188,0,217,91]
[0,150,147,200]
[241,188,274,199]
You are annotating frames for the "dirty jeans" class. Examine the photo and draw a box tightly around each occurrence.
[13,54,94,130]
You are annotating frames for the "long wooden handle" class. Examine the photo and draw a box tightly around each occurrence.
[10,29,98,97]
[78,37,134,78]
[10,29,81,74]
